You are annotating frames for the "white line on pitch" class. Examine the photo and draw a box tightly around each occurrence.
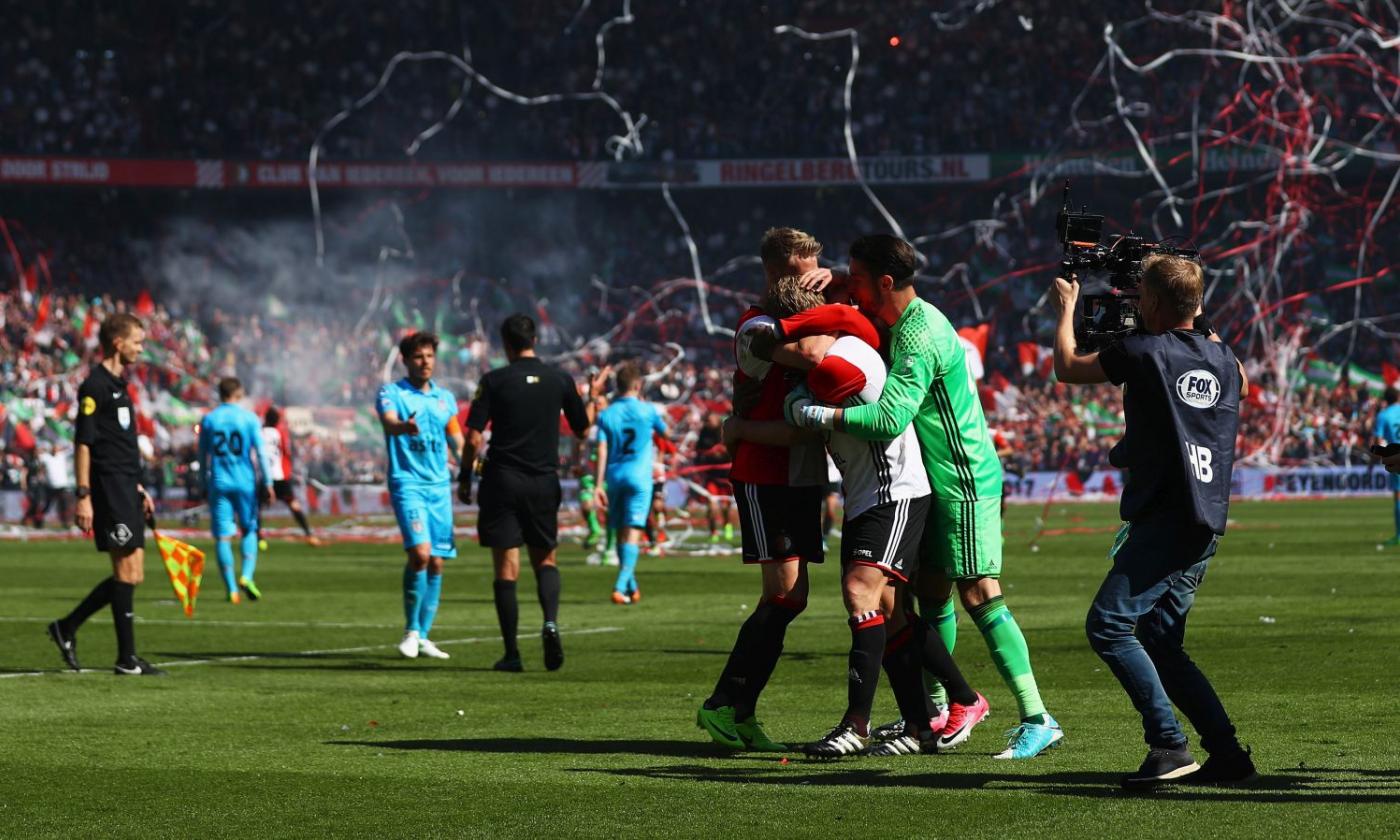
[0,616,501,631]
[1,626,623,679]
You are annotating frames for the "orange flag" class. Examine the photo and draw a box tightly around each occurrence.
[156,532,205,617]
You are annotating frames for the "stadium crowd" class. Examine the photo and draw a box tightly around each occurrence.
[5,0,1196,162]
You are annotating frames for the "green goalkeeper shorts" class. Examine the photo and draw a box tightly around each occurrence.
[921,496,1003,580]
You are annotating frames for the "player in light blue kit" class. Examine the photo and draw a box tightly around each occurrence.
[199,377,273,603]
[377,332,465,659]
[1375,387,1400,547]
[594,362,668,604]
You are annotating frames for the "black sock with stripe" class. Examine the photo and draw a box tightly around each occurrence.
[844,611,886,737]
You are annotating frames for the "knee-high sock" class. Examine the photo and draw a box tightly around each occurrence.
[845,612,886,735]
[735,594,804,720]
[614,542,639,594]
[110,581,136,661]
[291,508,312,537]
[403,566,426,633]
[62,576,114,633]
[919,596,958,706]
[417,571,442,638]
[216,540,237,594]
[971,595,1047,721]
[493,579,519,657]
[240,530,259,581]
[908,615,976,706]
[707,603,772,711]
[536,565,560,624]
[883,626,938,737]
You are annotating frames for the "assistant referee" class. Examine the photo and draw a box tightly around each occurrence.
[46,313,163,676]
[462,314,606,673]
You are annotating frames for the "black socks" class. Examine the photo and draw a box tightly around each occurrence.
[493,580,519,657]
[110,581,136,662]
[63,576,114,633]
[535,565,561,625]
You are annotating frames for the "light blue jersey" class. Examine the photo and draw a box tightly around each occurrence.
[376,378,460,489]
[597,397,667,487]
[1376,403,1400,446]
[200,403,269,494]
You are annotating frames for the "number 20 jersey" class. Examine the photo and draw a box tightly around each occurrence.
[376,378,460,490]
[199,403,266,493]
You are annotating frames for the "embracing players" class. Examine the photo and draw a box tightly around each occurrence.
[377,332,465,660]
[789,235,1062,759]
[200,377,274,603]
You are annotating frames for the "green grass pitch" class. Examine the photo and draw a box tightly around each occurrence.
[2,498,1398,838]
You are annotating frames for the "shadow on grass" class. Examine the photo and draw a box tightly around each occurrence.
[568,764,1400,804]
[330,738,737,759]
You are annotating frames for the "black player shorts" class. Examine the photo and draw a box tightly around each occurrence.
[477,466,562,550]
[732,481,824,565]
[841,495,931,583]
[92,471,145,554]
[272,479,295,503]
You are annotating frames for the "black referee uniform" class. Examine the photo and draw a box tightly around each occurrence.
[76,364,145,552]
[467,353,590,671]
[468,357,590,549]
[46,362,159,675]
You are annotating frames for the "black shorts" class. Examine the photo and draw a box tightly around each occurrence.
[272,479,295,503]
[92,471,145,554]
[478,467,562,550]
[841,496,930,583]
[733,481,824,564]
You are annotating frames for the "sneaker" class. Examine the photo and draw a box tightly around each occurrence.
[723,523,734,540]
[46,620,80,671]
[228,591,242,605]
[1121,746,1201,790]
[863,735,922,756]
[493,655,524,672]
[611,591,631,605]
[397,630,420,658]
[870,717,907,742]
[935,693,990,752]
[735,716,786,752]
[1186,747,1257,786]
[306,536,323,548]
[804,721,868,758]
[696,705,744,749]
[709,533,720,544]
[114,656,166,676]
[629,588,642,604]
[585,552,604,566]
[417,638,450,659]
[542,622,565,671]
[993,715,1065,759]
[238,576,262,602]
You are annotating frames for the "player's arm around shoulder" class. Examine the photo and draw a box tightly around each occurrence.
[835,324,936,441]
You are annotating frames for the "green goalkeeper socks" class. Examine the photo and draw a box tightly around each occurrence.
[970,595,1047,722]
[920,596,958,707]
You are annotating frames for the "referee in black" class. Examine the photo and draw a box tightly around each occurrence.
[47,313,164,676]
[461,314,607,673]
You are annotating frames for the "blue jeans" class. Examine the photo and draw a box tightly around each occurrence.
[1085,513,1239,753]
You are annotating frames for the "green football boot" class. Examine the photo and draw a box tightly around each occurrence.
[696,705,744,749]
[736,716,787,752]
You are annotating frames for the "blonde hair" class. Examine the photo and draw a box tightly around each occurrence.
[765,274,825,319]
[1141,254,1204,322]
[759,227,822,271]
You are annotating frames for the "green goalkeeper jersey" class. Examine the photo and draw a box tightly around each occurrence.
[841,297,1002,500]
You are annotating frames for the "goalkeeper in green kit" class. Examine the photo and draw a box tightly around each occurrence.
[786,234,1063,759]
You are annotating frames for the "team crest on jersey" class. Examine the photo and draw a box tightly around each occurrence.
[1175,370,1220,409]
[110,523,133,545]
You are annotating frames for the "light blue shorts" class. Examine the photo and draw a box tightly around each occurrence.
[210,487,258,539]
[391,484,457,558]
[607,478,653,530]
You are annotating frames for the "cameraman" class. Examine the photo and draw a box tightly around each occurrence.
[1051,255,1254,790]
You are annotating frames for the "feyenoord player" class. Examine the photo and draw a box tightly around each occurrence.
[789,235,1062,759]
[259,406,320,546]
[729,277,988,757]
[696,227,833,752]
[693,412,736,543]
[47,313,163,675]
[199,378,274,602]
[376,332,464,660]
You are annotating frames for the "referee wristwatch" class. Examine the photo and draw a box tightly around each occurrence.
[75,486,91,500]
